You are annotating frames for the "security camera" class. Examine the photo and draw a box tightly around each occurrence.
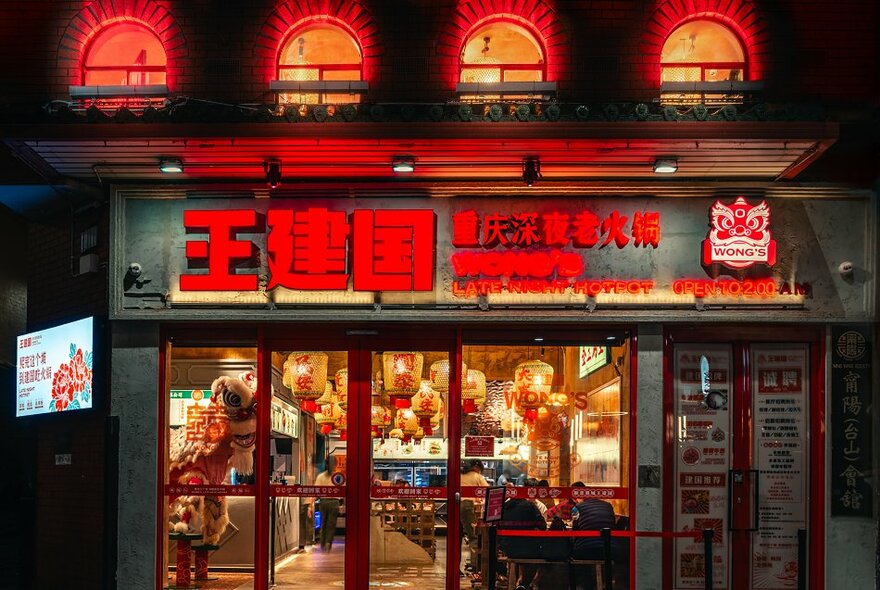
[838,262,854,277]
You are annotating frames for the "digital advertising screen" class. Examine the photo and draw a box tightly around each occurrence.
[16,316,94,417]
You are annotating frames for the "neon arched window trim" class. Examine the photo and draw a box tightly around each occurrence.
[276,21,364,81]
[458,18,548,83]
[81,21,167,86]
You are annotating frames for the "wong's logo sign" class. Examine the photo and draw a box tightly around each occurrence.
[702,197,777,270]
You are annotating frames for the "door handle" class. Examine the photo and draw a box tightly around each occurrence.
[454,492,461,504]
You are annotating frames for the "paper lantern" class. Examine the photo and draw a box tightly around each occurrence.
[335,369,348,410]
[462,369,487,414]
[429,396,445,431]
[371,404,388,438]
[395,408,419,442]
[412,380,441,435]
[383,352,423,408]
[315,382,335,406]
[315,401,340,435]
[287,352,328,413]
[429,360,467,393]
[514,360,553,422]
[282,358,292,389]
[335,410,348,441]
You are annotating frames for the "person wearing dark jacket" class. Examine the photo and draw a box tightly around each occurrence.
[500,497,546,588]
[571,498,619,590]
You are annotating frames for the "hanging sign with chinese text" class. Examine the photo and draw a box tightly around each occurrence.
[830,325,873,517]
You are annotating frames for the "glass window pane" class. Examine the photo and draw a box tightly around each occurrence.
[84,23,166,86]
[165,345,257,589]
[661,20,746,64]
[369,350,449,590]
[270,350,348,589]
[461,339,632,589]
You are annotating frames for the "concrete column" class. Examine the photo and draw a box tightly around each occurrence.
[111,322,159,590]
[635,324,664,590]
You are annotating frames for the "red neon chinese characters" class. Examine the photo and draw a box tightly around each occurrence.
[541,212,570,246]
[601,211,629,248]
[452,210,481,247]
[632,211,660,248]
[572,211,600,247]
[510,213,540,246]
[267,208,350,290]
[483,213,510,247]
[180,209,258,291]
[352,210,435,291]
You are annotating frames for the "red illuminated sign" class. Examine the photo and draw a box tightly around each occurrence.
[702,197,777,270]
[452,209,661,249]
[181,208,436,292]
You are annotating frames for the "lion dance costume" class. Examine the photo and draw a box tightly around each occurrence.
[168,371,257,544]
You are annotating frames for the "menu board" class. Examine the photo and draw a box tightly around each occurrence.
[674,345,731,589]
[16,317,94,417]
[750,346,808,588]
[272,397,299,438]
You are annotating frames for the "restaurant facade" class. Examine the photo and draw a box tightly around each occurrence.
[2,1,877,590]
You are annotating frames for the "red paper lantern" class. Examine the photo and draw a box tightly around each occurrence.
[412,380,441,435]
[514,360,553,423]
[383,352,424,408]
[287,352,328,413]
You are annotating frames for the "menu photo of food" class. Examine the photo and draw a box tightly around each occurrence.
[681,489,711,514]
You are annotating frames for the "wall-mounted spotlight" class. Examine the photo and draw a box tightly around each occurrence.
[522,157,542,187]
[264,159,282,188]
[653,157,678,174]
[159,157,184,174]
[392,155,416,173]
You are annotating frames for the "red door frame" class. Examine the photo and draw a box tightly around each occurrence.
[661,325,826,590]
[155,322,638,590]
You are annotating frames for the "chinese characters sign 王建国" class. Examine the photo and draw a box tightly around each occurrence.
[830,325,873,517]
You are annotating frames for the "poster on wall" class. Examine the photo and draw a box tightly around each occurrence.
[750,346,808,589]
[830,325,873,517]
[674,345,731,589]
[169,389,209,427]
[16,317,94,417]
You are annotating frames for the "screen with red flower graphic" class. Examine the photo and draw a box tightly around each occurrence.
[16,317,94,417]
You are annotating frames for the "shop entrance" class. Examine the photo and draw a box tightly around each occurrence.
[160,325,635,590]
[664,333,824,590]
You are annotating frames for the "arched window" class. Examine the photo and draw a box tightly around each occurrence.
[82,22,167,86]
[276,23,363,104]
[459,22,545,84]
[660,19,747,104]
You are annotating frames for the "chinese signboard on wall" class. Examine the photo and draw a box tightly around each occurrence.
[578,346,609,378]
[112,192,872,317]
[830,325,873,517]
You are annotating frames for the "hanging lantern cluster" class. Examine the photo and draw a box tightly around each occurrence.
[462,369,487,414]
[287,352,328,413]
[315,383,340,435]
[412,380,441,435]
[383,352,424,408]
[371,404,393,438]
[513,360,553,423]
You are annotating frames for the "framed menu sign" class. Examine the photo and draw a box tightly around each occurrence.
[484,486,507,522]
[830,325,873,517]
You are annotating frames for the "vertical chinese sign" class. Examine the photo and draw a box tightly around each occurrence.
[830,326,873,517]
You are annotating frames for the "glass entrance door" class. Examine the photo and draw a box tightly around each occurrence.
[670,342,811,590]
[263,330,457,590]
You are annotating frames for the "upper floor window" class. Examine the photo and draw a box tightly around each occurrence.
[82,22,167,86]
[276,23,363,104]
[459,22,545,84]
[660,19,748,104]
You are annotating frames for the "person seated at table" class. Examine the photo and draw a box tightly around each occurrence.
[545,481,586,523]
[499,488,547,589]
[571,498,629,590]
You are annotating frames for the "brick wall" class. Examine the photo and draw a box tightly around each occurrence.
[0,205,27,368]
[0,0,876,106]
[26,203,109,589]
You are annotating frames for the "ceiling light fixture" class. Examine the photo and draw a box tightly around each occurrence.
[264,159,282,188]
[159,158,183,174]
[653,157,678,174]
[392,156,416,173]
[522,157,541,187]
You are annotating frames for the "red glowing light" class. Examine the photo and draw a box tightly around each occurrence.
[267,208,350,290]
[180,210,259,291]
[83,21,167,86]
[352,210,435,292]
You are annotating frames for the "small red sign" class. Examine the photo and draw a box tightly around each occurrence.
[484,487,506,522]
[464,435,495,457]
[702,197,777,271]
